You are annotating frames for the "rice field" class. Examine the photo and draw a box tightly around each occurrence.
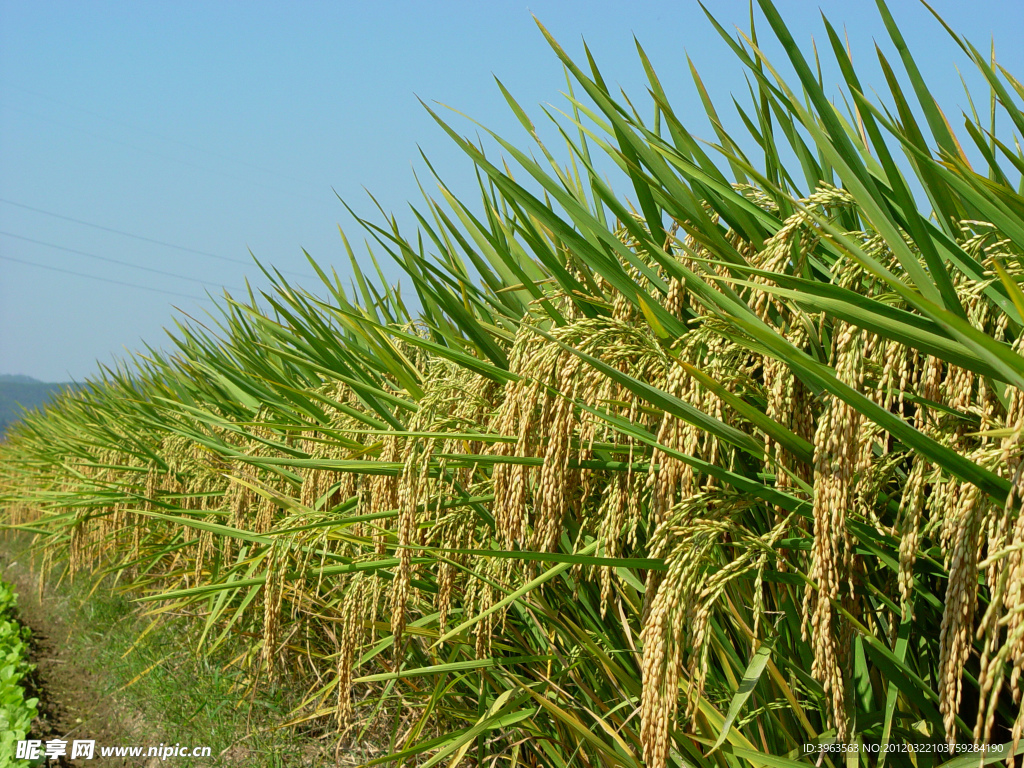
[3,2,1024,766]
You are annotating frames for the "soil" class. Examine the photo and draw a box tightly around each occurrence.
[1,548,157,768]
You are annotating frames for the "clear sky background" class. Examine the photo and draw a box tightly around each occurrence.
[2,0,1022,383]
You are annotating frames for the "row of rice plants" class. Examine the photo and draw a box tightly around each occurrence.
[3,2,1024,765]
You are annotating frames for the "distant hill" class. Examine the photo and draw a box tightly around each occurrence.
[0,375,77,435]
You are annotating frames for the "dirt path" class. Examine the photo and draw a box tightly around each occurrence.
[1,546,155,768]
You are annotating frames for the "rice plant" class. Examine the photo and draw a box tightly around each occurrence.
[4,1,1024,766]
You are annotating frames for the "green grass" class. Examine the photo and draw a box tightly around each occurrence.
[2,535,357,767]
[70,596,300,765]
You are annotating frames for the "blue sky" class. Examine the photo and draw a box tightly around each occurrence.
[2,0,1022,382]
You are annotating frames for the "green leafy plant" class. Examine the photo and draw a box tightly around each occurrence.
[0,582,39,767]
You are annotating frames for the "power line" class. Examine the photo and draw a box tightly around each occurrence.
[0,197,319,280]
[0,230,241,290]
[2,96,331,281]
[0,252,209,300]
[0,197,247,264]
